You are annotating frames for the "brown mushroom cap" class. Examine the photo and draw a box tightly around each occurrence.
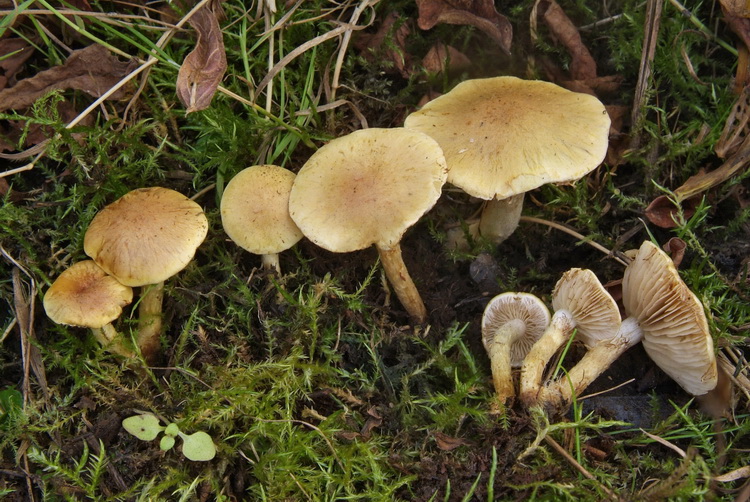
[404,76,611,200]
[83,187,208,287]
[552,268,621,348]
[44,260,133,329]
[288,127,447,252]
[482,292,551,367]
[622,240,717,395]
[220,165,303,255]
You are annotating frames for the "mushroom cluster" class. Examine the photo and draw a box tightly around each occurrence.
[489,240,718,411]
[45,187,208,362]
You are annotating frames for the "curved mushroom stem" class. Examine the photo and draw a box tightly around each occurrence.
[519,310,576,406]
[137,282,165,362]
[478,193,525,245]
[540,317,643,408]
[261,253,281,274]
[91,324,135,358]
[376,243,427,323]
[487,319,526,403]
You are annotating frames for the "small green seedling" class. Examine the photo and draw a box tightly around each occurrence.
[122,412,216,461]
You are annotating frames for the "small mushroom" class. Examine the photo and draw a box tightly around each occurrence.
[404,76,610,245]
[43,260,134,357]
[220,164,303,274]
[541,241,718,408]
[83,187,208,361]
[288,127,447,323]
[482,292,551,403]
[519,268,621,406]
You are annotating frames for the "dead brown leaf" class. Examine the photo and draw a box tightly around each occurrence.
[536,0,596,81]
[0,38,34,91]
[433,431,471,451]
[662,237,686,267]
[176,3,227,114]
[422,43,471,75]
[0,44,133,113]
[644,194,701,229]
[354,12,413,78]
[415,0,512,55]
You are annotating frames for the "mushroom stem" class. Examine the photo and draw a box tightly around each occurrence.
[137,282,165,362]
[261,253,281,274]
[519,310,576,406]
[478,193,525,244]
[376,243,427,323]
[541,317,643,408]
[91,324,135,358]
[487,319,526,402]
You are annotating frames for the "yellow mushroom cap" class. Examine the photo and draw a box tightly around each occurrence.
[83,187,208,286]
[622,240,718,395]
[44,260,133,329]
[482,292,551,367]
[288,128,448,252]
[552,268,621,348]
[404,76,611,200]
[220,165,303,255]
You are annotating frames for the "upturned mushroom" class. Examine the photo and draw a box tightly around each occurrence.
[220,164,303,274]
[519,268,621,406]
[43,260,134,357]
[288,127,447,323]
[482,292,551,403]
[404,76,611,245]
[540,240,718,408]
[83,187,208,361]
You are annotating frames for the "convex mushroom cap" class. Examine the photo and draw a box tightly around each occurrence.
[623,240,717,395]
[84,187,208,287]
[404,76,611,243]
[43,260,134,357]
[220,164,303,272]
[482,292,551,403]
[288,127,447,322]
[44,260,133,328]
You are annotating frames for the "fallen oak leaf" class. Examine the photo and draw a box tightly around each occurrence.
[176,2,227,114]
[422,43,471,75]
[432,431,472,451]
[354,12,413,78]
[644,194,701,229]
[416,0,512,55]
[0,44,134,112]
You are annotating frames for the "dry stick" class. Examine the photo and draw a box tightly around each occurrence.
[543,436,621,501]
[329,0,377,103]
[629,0,663,150]
[519,216,631,267]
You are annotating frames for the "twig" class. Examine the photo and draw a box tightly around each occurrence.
[329,0,378,103]
[578,378,636,401]
[519,216,631,266]
[544,435,621,501]
[629,0,663,150]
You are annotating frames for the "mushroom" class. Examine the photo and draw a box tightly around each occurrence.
[288,127,447,323]
[541,241,718,408]
[404,76,611,244]
[482,292,551,403]
[83,187,208,361]
[220,164,303,274]
[519,268,621,406]
[43,260,134,357]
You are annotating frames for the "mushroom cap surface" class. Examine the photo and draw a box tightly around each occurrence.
[44,260,133,329]
[84,187,208,287]
[404,76,611,200]
[552,268,621,348]
[482,292,551,367]
[220,165,303,255]
[622,240,717,395]
[288,128,448,252]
